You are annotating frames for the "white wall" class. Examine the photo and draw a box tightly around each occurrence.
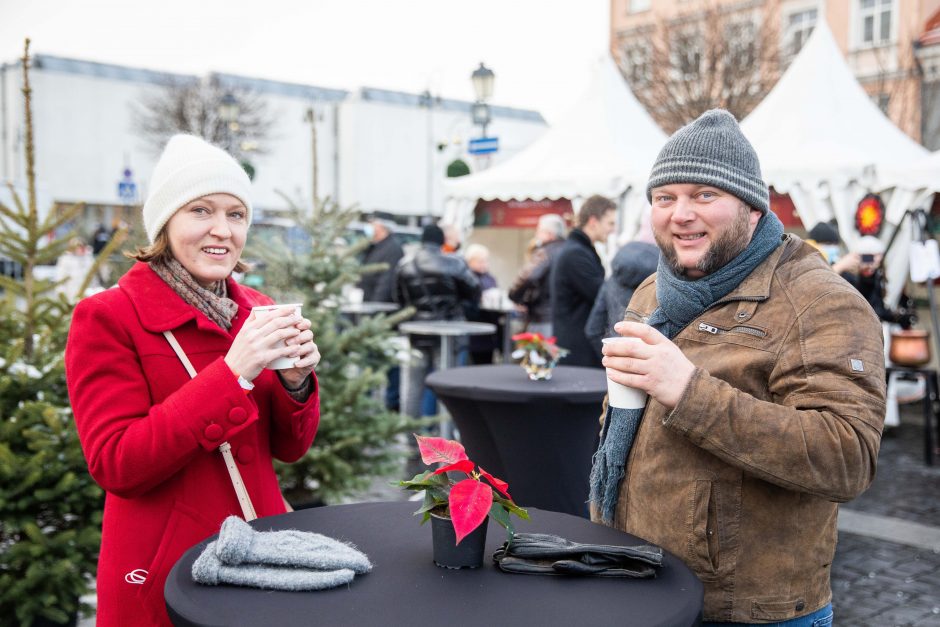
[0,56,547,229]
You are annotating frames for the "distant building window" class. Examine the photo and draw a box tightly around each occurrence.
[872,92,890,113]
[621,41,651,84]
[859,0,894,46]
[726,20,758,68]
[784,8,817,57]
[671,29,702,79]
[629,0,651,13]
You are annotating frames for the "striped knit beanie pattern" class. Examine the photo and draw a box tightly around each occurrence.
[142,134,253,243]
[646,109,769,214]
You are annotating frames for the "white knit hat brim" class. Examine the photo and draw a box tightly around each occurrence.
[142,135,253,243]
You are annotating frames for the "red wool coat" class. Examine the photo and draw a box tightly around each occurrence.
[65,263,319,626]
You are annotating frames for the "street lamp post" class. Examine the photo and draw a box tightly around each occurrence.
[470,62,494,138]
[419,90,440,218]
[217,92,239,153]
[304,106,319,216]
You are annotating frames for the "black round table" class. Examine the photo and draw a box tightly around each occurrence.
[426,364,608,518]
[165,502,703,627]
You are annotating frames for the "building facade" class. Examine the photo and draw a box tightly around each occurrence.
[0,54,546,240]
[610,0,940,145]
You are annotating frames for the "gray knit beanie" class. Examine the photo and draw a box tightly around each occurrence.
[646,109,769,214]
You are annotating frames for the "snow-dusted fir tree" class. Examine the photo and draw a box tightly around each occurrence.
[250,198,421,505]
[0,40,109,626]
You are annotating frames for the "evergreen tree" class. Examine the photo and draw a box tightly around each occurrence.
[250,198,420,504]
[0,40,109,626]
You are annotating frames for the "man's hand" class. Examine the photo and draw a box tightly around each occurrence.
[602,321,696,409]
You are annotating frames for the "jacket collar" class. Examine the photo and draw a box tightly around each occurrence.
[118,262,253,336]
[717,234,794,304]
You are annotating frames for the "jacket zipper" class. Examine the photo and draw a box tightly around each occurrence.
[697,322,767,338]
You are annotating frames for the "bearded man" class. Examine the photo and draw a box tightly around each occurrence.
[591,109,886,625]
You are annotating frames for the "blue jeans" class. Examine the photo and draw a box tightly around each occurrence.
[702,603,833,627]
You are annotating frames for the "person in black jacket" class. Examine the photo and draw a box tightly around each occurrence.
[584,240,659,357]
[394,224,481,417]
[550,195,617,367]
[358,212,404,303]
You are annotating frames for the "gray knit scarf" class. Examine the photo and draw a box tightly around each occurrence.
[589,212,784,523]
[150,257,239,330]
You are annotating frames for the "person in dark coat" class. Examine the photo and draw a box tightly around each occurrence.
[463,243,499,364]
[584,240,659,357]
[358,211,403,303]
[550,195,617,367]
[508,213,566,337]
[394,224,480,417]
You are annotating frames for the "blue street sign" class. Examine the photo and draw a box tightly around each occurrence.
[117,168,137,203]
[468,137,499,155]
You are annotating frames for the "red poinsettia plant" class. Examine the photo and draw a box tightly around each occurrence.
[398,435,529,544]
[511,332,568,365]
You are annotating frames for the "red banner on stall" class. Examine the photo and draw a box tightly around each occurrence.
[770,190,803,229]
[473,198,573,228]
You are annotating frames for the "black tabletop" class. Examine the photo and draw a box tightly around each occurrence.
[426,364,608,403]
[165,502,702,627]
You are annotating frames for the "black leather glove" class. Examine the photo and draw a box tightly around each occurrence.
[492,533,663,578]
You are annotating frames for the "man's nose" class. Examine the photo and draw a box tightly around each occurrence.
[671,197,695,222]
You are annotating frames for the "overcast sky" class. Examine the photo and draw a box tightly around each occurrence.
[0,0,611,124]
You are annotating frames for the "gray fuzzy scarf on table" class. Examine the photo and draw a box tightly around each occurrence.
[589,212,784,524]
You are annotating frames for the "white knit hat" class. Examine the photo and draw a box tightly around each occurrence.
[142,134,253,243]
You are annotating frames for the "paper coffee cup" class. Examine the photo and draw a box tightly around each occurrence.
[601,337,648,409]
[251,303,302,370]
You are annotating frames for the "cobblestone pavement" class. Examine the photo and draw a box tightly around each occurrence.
[831,403,940,627]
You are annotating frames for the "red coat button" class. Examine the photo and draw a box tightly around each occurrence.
[204,423,224,441]
[228,407,247,425]
[236,446,255,464]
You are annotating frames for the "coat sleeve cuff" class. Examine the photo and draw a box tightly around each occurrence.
[167,358,261,452]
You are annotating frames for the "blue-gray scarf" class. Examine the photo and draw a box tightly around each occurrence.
[589,212,784,524]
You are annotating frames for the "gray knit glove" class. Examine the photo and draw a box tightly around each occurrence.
[215,516,372,574]
[192,516,373,591]
[192,541,355,591]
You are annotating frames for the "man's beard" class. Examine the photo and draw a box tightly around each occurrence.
[655,206,753,278]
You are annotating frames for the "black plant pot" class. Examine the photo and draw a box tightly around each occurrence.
[430,513,488,569]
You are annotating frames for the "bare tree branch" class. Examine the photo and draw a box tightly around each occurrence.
[131,75,273,164]
[615,1,782,133]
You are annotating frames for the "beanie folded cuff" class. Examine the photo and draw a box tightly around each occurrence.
[647,156,769,214]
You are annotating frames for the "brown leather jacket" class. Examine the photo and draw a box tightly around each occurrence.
[594,235,885,623]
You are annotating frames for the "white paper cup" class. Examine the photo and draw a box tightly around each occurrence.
[601,337,648,409]
[251,303,302,370]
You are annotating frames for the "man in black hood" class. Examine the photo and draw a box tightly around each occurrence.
[358,212,404,303]
[584,240,659,356]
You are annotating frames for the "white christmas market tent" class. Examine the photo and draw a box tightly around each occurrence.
[442,55,667,240]
[741,21,930,304]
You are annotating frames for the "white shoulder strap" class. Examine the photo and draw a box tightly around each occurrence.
[163,330,257,521]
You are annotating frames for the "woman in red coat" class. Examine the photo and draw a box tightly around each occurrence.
[65,135,321,626]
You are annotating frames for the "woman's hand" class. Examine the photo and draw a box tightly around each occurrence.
[602,321,696,409]
[278,317,320,390]
[225,308,305,382]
